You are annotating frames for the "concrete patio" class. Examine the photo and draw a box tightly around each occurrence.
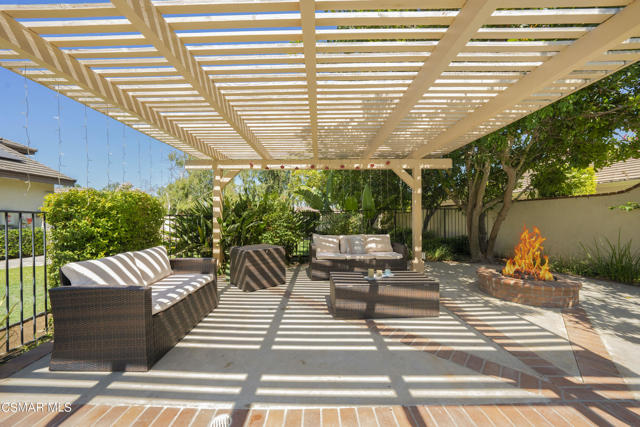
[0,262,638,426]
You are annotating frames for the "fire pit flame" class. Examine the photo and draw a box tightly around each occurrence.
[502,226,553,281]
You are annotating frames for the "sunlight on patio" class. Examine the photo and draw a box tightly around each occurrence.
[4,263,622,411]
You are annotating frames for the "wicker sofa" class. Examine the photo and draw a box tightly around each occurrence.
[49,246,217,372]
[309,233,408,280]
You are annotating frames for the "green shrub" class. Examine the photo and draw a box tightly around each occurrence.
[167,200,214,258]
[580,233,640,284]
[422,232,470,261]
[43,188,165,287]
[424,244,454,261]
[549,257,594,277]
[0,228,45,259]
[315,212,364,235]
[218,192,305,270]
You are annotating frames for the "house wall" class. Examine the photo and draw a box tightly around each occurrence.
[0,178,53,226]
[493,184,640,259]
[596,179,640,194]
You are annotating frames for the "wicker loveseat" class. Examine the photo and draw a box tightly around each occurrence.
[309,233,408,280]
[49,246,217,372]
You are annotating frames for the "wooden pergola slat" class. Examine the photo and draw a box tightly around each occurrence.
[409,0,640,159]
[362,0,498,159]
[111,0,272,160]
[0,10,221,161]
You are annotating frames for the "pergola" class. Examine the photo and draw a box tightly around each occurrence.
[1,0,639,271]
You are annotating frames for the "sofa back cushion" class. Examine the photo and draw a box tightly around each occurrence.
[340,235,366,254]
[364,234,394,253]
[61,252,144,286]
[132,246,172,285]
[312,234,341,253]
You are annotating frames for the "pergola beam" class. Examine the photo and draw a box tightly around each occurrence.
[361,0,498,159]
[391,166,418,189]
[111,0,272,160]
[0,10,220,160]
[300,0,319,160]
[409,0,640,159]
[186,158,452,170]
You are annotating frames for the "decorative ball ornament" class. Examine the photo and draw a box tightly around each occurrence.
[340,164,345,169]
[280,165,285,169]
[310,164,315,169]
[370,163,375,168]
[385,160,391,166]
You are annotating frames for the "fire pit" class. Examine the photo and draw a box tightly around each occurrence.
[477,227,581,308]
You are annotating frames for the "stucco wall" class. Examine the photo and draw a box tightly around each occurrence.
[0,177,53,216]
[494,185,640,259]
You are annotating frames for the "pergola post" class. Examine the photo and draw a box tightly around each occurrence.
[212,166,223,265]
[411,167,424,272]
[392,166,424,272]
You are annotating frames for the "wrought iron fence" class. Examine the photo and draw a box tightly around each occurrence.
[1,210,49,354]
[161,206,482,263]
[289,206,476,261]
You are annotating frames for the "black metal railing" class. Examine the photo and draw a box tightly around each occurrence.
[1,210,49,354]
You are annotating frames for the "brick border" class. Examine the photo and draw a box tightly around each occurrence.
[477,266,581,308]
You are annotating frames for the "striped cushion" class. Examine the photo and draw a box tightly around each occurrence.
[61,252,144,286]
[132,246,172,285]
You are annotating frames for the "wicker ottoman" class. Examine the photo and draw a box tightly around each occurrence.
[230,244,286,292]
[330,271,439,318]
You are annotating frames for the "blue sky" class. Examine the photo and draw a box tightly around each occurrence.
[0,66,180,192]
[0,0,315,192]
[0,0,182,191]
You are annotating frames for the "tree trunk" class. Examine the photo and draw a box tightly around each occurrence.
[422,207,438,234]
[486,165,519,260]
[479,210,488,254]
[467,159,492,261]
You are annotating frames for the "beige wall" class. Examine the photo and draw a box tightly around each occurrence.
[0,177,53,219]
[494,185,640,259]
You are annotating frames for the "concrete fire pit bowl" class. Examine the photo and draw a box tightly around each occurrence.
[477,267,581,308]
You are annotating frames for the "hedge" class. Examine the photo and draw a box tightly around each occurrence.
[0,228,45,259]
[43,188,165,287]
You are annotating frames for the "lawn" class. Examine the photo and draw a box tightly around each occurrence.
[0,265,48,326]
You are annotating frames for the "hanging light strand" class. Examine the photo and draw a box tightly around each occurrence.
[84,104,90,188]
[137,138,142,189]
[148,139,153,193]
[22,67,32,191]
[122,123,127,185]
[56,84,63,186]
[106,106,111,187]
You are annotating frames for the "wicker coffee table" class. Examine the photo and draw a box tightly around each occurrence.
[329,271,439,318]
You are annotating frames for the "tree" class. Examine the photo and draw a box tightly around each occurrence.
[158,153,213,213]
[530,166,596,198]
[446,62,640,261]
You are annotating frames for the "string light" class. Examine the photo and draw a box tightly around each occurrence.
[22,67,31,191]
[137,138,142,189]
[148,139,153,193]
[84,105,90,188]
[106,106,111,187]
[121,123,126,185]
[56,84,63,186]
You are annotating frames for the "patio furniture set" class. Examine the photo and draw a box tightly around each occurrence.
[49,233,439,372]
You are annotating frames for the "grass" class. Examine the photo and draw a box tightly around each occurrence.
[0,265,48,326]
